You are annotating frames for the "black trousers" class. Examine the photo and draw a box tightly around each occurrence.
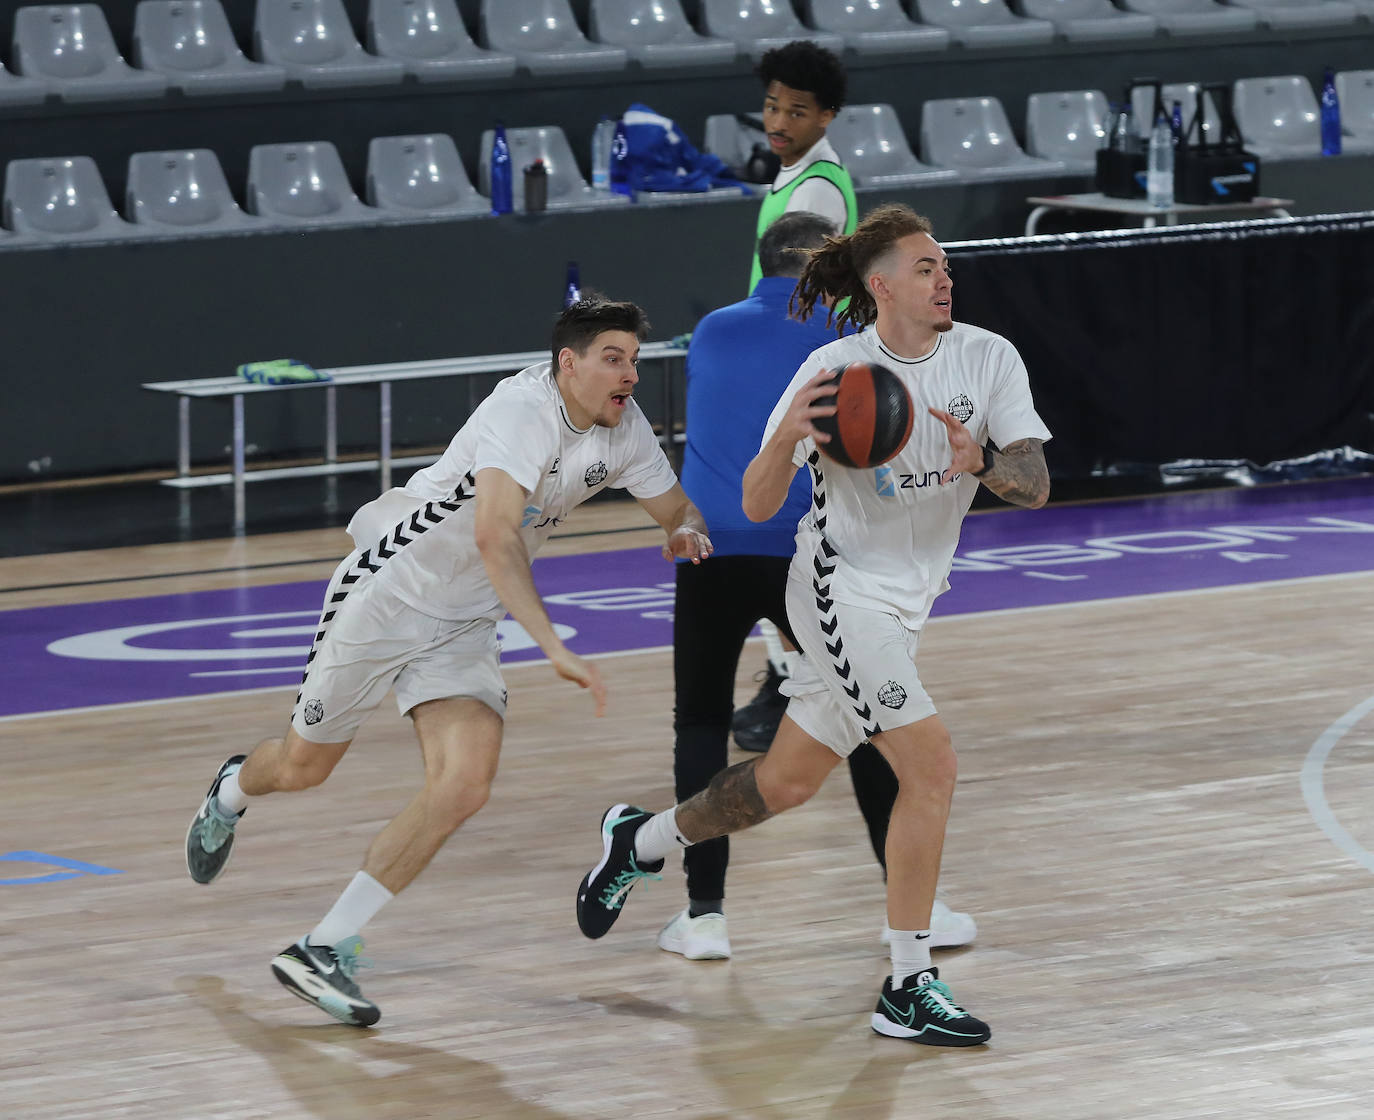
[673,555,900,902]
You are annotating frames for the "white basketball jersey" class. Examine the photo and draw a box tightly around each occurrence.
[761,323,1052,627]
[346,362,677,621]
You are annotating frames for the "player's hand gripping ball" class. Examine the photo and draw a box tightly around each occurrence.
[811,362,914,469]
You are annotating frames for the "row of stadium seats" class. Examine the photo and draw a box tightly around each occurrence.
[7,71,1371,242]
[0,0,1369,106]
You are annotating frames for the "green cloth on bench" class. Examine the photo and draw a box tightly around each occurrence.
[236,359,331,385]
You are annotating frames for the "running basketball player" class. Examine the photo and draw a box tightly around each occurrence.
[184,298,712,1028]
[576,205,1051,1046]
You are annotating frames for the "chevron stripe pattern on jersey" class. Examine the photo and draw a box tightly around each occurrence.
[293,472,477,713]
[806,452,882,740]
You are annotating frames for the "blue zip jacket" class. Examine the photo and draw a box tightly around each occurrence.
[681,276,849,557]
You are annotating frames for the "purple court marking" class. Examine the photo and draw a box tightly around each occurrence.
[2,477,1372,718]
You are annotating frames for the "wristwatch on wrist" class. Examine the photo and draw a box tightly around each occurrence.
[971,446,994,477]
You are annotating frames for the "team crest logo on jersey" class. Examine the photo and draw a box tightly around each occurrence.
[584,461,608,487]
[874,465,896,497]
[303,698,325,725]
[877,681,907,709]
[947,394,975,423]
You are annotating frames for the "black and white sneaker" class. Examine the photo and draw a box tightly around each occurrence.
[576,803,663,939]
[871,968,991,1046]
[184,754,247,884]
[270,936,380,1027]
[732,667,787,752]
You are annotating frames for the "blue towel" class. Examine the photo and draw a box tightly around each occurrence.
[622,104,749,194]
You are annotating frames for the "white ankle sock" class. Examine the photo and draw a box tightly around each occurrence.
[215,768,250,815]
[633,808,690,864]
[889,928,933,986]
[308,871,394,948]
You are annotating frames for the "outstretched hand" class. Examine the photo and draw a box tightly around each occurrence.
[776,369,839,447]
[663,526,714,564]
[548,648,607,717]
[928,407,984,484]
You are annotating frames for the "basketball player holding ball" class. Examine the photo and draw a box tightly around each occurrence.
[576,204,1051,1046]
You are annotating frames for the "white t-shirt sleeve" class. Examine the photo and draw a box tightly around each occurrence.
[610,404,679,499]
[471,393,559,494]
[785,178,848,232]
[984,338,1053,450]
[761,354,829,468]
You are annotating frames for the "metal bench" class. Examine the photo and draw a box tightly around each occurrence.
[143,343,687,533]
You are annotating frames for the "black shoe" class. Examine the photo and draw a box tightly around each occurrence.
[732,666,787,752]
[184,754,247,884]
[271,937,380,1027]
[576,803,664,939]
[871,967,991,1046]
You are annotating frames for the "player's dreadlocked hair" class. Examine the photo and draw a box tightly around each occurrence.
[790,204,936,334]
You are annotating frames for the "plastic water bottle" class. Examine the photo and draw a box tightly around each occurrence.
[1110,101,1135,152]
[490,123,513,216]
[1320,66,1342,156]
[1147,111,1174,208]
[564,261,581,308]
[609,118,631,197]
[591,116,615,191]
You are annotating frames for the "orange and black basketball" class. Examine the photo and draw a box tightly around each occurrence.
[812,362,914,469]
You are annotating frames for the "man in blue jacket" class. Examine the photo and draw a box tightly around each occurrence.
[662,212,974,959]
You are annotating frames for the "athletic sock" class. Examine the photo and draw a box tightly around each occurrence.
[215,768,250,815]
[633,808,690,863]
[308,871,395,948]
[688,898,724,918]
[889,928,933,986]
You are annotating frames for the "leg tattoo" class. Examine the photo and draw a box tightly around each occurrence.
[675,759,774,843]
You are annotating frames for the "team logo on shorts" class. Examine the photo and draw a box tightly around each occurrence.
[584,461,608,487]
[947,394,975,423]
[877,681,907,709]
[303,698,325,725]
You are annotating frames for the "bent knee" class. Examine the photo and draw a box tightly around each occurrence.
[279,742,343,791]
[427,777,493,834]
[756,770,821,813]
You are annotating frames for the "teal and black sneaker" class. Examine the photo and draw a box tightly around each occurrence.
[271,937,380,1027]
[184,754,247,884]
[871,968,991,1046]
[576,803,663,939]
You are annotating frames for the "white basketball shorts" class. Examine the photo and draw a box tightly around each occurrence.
[781,574,936,758]
[290,552,508,744]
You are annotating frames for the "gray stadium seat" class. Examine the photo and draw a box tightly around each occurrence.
[921,96,1068,178]
[1221,0,1357,27]
[703,112,766,169]
[1336,70,1374,154]
[588,0,738,67]
[478,125,631,210]
[254,0,405,88]
[1131,82,1221,142]
[1025,89,1109,171]
[1117,0,1258,33]
[12,5,169,102]
[908,0,1055,46]
[4,156,136,239]
[799,0,950,53]
[366,134,490,217]
[246,141,375,223]
[697,0,845,59]
[0,60,47,105]
[366,0,517,82]
[1232,75,1322,158]
[126,149,259,231]
[827,104,958,186]
[133,0,287,95]
[479,0,628,75]
[1013,0,1158,38]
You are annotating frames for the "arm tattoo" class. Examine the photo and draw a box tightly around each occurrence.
[674,759,774,843]
[978,438,1050,509]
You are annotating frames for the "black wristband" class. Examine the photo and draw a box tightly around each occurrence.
[971,446,994,477]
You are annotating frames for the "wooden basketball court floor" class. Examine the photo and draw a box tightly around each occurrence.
[4,492,1373,1119]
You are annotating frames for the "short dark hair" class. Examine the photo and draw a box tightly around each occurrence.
[759,211,836,279]
[757,41,847,112]
[551,295,651,367]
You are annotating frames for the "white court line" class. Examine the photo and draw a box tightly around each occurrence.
[3,566,1372,725]
[1300,691,1374,875]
